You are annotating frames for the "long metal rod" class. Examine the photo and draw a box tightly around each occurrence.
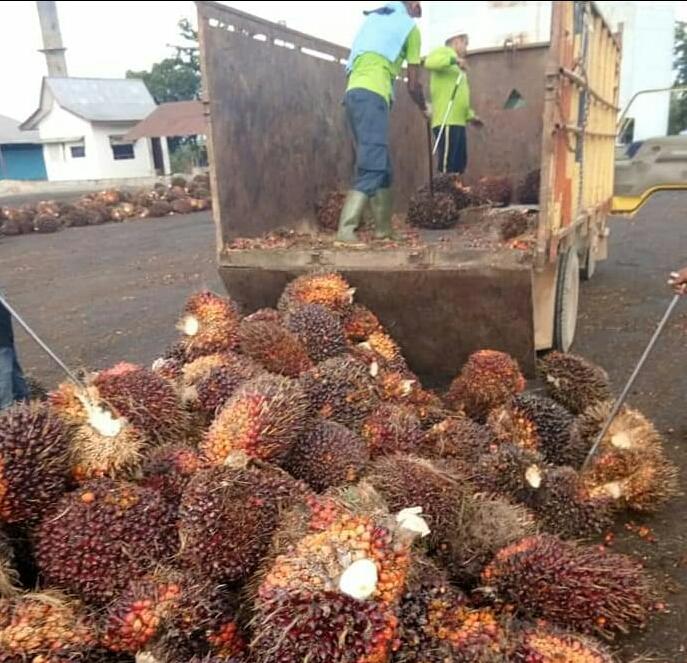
[582,294,682,471]
[0,292,88,390]
[426,121,434,195]
[432,70,464,156]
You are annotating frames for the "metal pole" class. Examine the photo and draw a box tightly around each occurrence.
[0,292,88,391]
[432,70,464,156]
[581,294,682,471]
[426,122,434,195]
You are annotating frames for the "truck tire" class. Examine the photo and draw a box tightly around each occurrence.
[554,248,580,352]
[581,243,596,281]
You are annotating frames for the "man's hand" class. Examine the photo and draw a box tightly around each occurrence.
[469,116,484,128]
[452,56,467,70]
[423,103,433,120]
[668,267,687,294]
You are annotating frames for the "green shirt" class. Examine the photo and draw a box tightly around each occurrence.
[424,46,475,128]
[347,26,422,104]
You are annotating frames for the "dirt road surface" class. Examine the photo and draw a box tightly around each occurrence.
[2,193,687,659]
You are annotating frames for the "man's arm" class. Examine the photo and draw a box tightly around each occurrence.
[404,27,426,111]
[668,267,687,294]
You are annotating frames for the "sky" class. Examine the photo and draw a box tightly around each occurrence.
[0,0,686,122]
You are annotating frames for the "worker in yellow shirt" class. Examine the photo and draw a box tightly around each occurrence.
[424,33,483,175]
[337,1,427,243]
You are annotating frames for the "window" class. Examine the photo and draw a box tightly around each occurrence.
[70,144,85,158]
[109,136,135,160]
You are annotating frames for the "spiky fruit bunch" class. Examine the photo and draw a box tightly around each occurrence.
[140,444,204,505]
[278,272,355,316]
[499,209,530,241]
[360,331,408,372]
[361,404,424,458]
[181,353,234,390]
[35,480,178,604]
[0,592,96,660]
[49,382,90,425]
[24,376,48,402]
[473,443,547,501]
[148,200,172,217]
[91,363,187,444]
[421,417,494,470]
[377,371,448,429]
[0,403,70,524]
[439,494,537,585]
[179,464,307,583]
[68,399,147,483]
[0,530,18,598]
[343,304,382,343]
[195,366,252,417]
[237,320,313,377]
[472,176,513,206]
[538,352,612,415]
[285,420,369,492]
[253,588,397,663]
[177,291,241,361]
[243,307,282,324]
[315,190,347,232]
[201,374,311,465]
[430,173,478,209]
[575,403,680,512]
[152,356,184,384]
[366,455,466,549]
[300,355,380,429]
[482,535,653,638]
[445,350,526,421]
[285,304,347,362]
[407,191,459,230]
[512,627,615,662]
[101,571,182,653]
[487,393,579,466]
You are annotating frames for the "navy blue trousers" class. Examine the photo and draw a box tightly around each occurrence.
[345,88,392,196]
[433,124,467,174]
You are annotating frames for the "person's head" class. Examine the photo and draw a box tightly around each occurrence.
[446,33,469,57]
[403,1,422,18]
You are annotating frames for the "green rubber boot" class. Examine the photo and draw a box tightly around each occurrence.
[335,190,368,244]
[370,188,397,240]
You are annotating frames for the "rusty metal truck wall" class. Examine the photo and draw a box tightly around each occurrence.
[197,1,427,241]
[462,44,548,190]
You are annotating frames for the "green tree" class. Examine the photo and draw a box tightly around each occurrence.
[668,21,687,135]
[126,18,200,104]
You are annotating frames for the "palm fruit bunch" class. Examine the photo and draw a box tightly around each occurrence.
[201,374,311,465]
[180,353,236,394]
[285,303,347,362]
[139,444,205,506]
[487,393,581,466]
[431,173,478,209]
[575,402,680,512]
[315,190,346,232]
[101,570,182,653]
[91,362,188,445]
[481,535,653,638]
[517,169,540,205]
[237,320,313,377]
[499,209,531,241]
[377,371,448,429]
[243,307,282,324]
[284,419,369,492]
[300,355,380,429]
[0,529,18,598]
[194,361,265,418]
[472,176,513,206]
[34,214,62,233]
[538,351,612,415]
[179,463,308,583]
[35,480,178,605]
[0,592,97,661]
[150,580,245,662]
[421,416,494,471]
[511,626,615,663]
[277,272,355,316]
[24,376,48,402]
[176,291,241,361]
[361,404,424,458]
[407,190,460,230]
[445,350,526,421]
[148,200,173,217]
[152,355,184,384]
[440,494,537,585]
[473,443,547,501]
[48,382,90,426]
[0,403,70,524]
[343,303,382,343]
[359,331,409,373]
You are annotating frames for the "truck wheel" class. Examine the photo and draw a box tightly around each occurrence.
[581,243,596,281]
[554,248,580,352]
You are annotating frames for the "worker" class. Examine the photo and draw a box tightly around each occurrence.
[0,301,28,410]
[424,33,482,174]
[336,0,427,243]
[668,267,687,294]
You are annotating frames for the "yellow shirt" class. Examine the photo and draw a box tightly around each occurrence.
[424,46,475,128]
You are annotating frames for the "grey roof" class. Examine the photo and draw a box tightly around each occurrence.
[0,114,40,144]
[21,77,157,129]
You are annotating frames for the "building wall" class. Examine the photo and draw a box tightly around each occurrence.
[37,103,156,181]
[0,144,47,180]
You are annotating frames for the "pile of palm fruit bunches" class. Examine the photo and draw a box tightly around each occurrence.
[0,272,678,663]
[0,175,211,237]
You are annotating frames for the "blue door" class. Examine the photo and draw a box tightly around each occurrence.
[0,144,47,180]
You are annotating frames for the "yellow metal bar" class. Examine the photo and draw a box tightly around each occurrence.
[612,185,687,215]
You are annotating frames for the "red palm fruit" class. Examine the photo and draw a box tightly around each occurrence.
[421,416,494,471]
[343,304,382,342]
[278,272,355,315]
[285,304,347,362]
[445,350,525,421]
[238,320,313,377]
[140,444,205,505]
[512,626,615,662]
[361,404,424,458]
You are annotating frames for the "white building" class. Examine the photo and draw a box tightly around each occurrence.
[20,77,169,182]
[424,1,675,140]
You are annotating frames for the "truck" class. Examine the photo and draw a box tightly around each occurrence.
[196,0,621,383]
